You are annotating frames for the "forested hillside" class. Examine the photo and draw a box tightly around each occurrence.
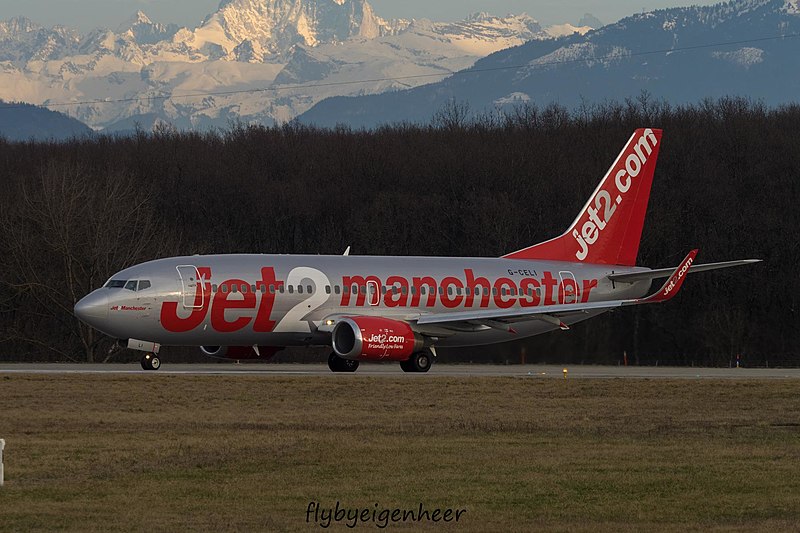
[0,96,797,366]
[0,101,92,141]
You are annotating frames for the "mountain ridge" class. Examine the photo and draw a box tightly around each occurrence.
[299,0,800,127]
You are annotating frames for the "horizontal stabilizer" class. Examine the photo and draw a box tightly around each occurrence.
[608,259,762,284]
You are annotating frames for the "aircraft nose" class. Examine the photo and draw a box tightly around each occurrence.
[74,291,109,322]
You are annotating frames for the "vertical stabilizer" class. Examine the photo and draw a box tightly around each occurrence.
[504,128,662,266]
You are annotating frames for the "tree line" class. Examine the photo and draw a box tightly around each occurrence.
[0,95,797,366]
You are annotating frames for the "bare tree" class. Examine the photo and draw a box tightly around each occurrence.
[0,162,175,362]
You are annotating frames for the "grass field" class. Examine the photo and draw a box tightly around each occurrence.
[1,374,799,531]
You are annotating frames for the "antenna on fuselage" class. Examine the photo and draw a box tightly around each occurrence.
[343,246,351,256]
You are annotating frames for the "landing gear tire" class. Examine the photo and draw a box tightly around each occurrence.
[402,351,433,373]
[140,353,161,371]
[328,352,359,373]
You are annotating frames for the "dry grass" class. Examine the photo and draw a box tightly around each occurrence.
[0,374,799,531]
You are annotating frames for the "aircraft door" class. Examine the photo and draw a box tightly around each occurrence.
[367,281,380,306]
[135,279,155,317]
[558,271,579,304]
[177,265,205,309]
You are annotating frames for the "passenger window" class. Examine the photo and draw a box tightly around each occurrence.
[381,286,388,295]
[438,287,444,295]
[334,286,341,295]
[344,285,350,294]
[269,285,276,294]
[360,286,367,295]
[325,286,331,295]
[212,284,218,293]
[420,286,426,295]
[298,285,304,294]
[251,284,257,293]
[279,285,285,294]
[492,287,498,295]
[288,286,294,294]
[447,287,453,296]
[240,284,247,294]
[410,287,416,295]
[124,280,137,291]
[138,280,151,291]
[456,287,462,296]
[307,285,313,294]
[222,285,229,294]
[401,287,408,295]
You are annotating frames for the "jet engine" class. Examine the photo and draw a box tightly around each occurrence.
[332,317,423,361]
[200,346,283,360]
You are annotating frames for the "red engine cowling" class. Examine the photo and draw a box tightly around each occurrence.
[332,317,423,361]
[200,346,283,360]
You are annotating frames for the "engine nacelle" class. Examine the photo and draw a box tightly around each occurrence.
[200,346,283,360]
[332,317,423,361]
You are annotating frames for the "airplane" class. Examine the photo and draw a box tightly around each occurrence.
[73,128,760,372]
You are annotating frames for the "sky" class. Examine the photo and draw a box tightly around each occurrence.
[0,0,721,31]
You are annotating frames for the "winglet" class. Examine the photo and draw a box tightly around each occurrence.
[640,249,699,304]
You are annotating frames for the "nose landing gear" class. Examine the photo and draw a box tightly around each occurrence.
[140,353,161,371]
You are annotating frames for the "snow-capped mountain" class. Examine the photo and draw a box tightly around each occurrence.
[175,0,404,60]
[300,0,800,128]
[0,17,80,62]
[117,11,180,46]
[0,0,591,131]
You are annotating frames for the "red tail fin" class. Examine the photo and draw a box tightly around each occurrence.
[504,128,663,266]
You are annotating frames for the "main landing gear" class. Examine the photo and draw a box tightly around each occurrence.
[140,353,161,371]
[328,352,360,373]
[400,351,432,373]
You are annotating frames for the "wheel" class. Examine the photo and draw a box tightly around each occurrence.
[140,353,160,371]
[341,358,359,373]
[399,359,414,373]
[409,351,432,373]
[328,352,359,373]
[328,352,339,372]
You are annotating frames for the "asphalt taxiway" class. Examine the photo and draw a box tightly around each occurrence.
[0,363,798,379]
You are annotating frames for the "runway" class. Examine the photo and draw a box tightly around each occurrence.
[0,363,798,379]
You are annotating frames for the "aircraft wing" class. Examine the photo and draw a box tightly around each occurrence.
[416,250,699,329]
[607,259,761,284]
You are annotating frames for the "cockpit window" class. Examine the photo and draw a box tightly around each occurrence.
[105,279,152,291]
